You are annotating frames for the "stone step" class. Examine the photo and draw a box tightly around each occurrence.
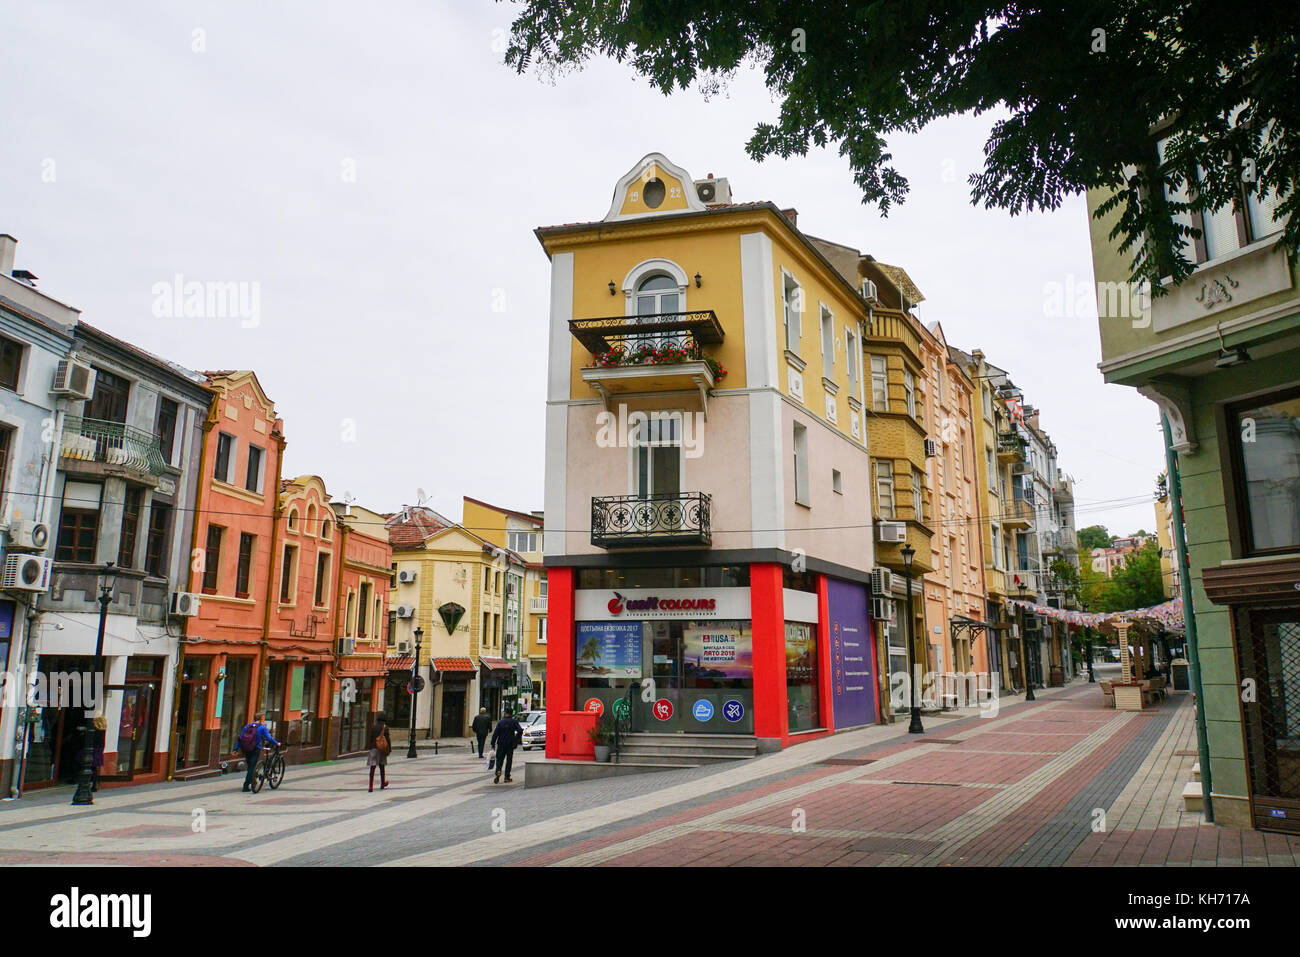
[620,733,756,746]
[1182,781,1204,813]
[614,750,753,766]
[618,740,757,755]
[1192,762,1201,781]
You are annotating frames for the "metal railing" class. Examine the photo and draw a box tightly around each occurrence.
[997,431,1027,459]
[591,492,712,548]
[569,310,724,356]
[529,595,547,613]
[60,415,167,476]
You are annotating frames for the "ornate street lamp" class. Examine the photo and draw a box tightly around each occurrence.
[1019,581,1035,702]
[901,544,923,734]
[407,627,423,759]
[72,563,118,806]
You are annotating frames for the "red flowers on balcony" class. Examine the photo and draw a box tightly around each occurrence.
[591,340,727,381]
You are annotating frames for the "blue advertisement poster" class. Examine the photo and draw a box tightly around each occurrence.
[0,600,15,641]
[576,621,643,679]
[827,579,877,728]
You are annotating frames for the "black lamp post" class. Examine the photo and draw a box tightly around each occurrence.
[72,563,118,806]
[407,627,423,759]
[1082,599,1096,683]
[1018,581,1035,701]
[901,543,923,734]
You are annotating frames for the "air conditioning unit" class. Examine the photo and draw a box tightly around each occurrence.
[693,176,732,205]
[2,553,52,592]
[395,604,415,619]
[397,569,416,584]
[51,359,97,400]
[924,438,939,457]
[7,521,50,552]
[877,521,907,543]
[861,279,878,302]
[396,640,412,654]
[169,591,202,617]
[337,637,356,655]
[869,567,893,596]
[870,596,893,620]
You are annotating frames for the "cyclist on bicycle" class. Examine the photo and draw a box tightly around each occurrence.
[234,713,282,793]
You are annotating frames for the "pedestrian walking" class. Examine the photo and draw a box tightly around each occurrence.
[489,706,523,784]
[471,707,492,758]
[368,712,391,792]
[233,713,281,793]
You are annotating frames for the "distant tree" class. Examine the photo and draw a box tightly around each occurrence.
[1076,525,1114,552]
[1093,542,1166,612]
[503,1,1298,291]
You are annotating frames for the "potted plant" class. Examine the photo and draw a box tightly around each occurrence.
[588,713,614,763]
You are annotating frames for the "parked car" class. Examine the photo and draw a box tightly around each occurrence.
[517,710,544,726]
[521,716,546,750]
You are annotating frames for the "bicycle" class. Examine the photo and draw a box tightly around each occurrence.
[250,745,286,793]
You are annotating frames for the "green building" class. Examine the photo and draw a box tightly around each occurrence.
[1086,162,1297,834]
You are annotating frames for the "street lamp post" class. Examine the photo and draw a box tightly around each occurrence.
[1019,581,1035,702]
[1082,599,1096,683]
[72,563,118,806]
[407,627,423,759]
[901,544,923,734]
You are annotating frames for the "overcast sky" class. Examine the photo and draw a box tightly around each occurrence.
[0,1,1164,538]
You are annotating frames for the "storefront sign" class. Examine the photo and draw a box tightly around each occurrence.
[0,600,15,640]
[692,699,714,722]
[576,587,751,621]
[584,697,604,715]
[653,698,674,720]
[576,621,643,678]
[723,699,745,722]
[827,579,877,729]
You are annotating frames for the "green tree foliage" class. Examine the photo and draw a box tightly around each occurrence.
[1089,541,1166,612]
[503,1,1298,291]
[1076,525,1114,552]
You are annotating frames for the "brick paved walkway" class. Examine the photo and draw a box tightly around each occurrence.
[3,679,1298,866]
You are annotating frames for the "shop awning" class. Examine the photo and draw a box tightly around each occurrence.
[479,656,513,671]
[433,657,476,674]
[384,656,415,671]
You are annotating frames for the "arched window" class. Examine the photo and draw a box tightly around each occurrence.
[636,273,679,316]
[287,509,299,532]
[320,519,331,541]
[306,504,316,536]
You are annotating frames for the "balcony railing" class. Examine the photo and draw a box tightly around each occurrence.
[570,310,724,357]
[61,415,167,476]
[591,492,712,548]
[529,595,547,613]
[997,430,1027,461]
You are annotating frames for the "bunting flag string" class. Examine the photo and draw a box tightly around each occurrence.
[1005,596,1183,631]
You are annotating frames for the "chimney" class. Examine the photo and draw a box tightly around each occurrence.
[780,208,798,227]
[0,234,16,277]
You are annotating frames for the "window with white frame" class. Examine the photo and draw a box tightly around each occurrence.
[870,355,888,411]
[874,460,895,519]
[904,370,917,418]
[845,327,859,396]
[783,273,802,354]
[912,468,924,522]
[507,530,538,553]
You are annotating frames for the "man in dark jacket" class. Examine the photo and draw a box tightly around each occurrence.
[471,707,493,758]
[489,707,524,784]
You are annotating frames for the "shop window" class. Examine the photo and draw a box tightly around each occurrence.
[1232,387,1300,554]
[157,396,179,466]
[785,622,820,732]
[264,662,287,744]
[300,664,322,746]
[219,657,253,754]
[280,543,296,603]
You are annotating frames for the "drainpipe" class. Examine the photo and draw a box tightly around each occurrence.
[326,518,348,758]
[1162,412,1212,822]
[165,401,210,780]
[257,428,287,714]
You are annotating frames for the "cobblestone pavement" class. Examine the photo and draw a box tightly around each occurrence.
[4,681,1299,867]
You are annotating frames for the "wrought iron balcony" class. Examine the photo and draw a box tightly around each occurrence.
[569,310,724,356]
[60,415,167,477]
[997,430,1027,462]
[570,311,727,406]
[591,492,712,548]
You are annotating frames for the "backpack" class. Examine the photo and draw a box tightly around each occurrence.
[237,723,259,752]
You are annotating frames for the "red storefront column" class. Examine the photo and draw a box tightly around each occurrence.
[544,566,575,760]
[750,563,787,744]
[817,574,836,734]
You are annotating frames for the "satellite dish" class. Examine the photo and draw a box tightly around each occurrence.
[416,487,428,503]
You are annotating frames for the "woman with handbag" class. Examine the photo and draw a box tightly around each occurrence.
[367,712,391,792]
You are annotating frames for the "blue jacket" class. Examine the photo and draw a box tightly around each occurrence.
[490,716,523,752]
[236,722,280,753]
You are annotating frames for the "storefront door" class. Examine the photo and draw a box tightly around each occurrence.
[440,686,465,736]
[23,655,96,790]
[175,656,210,769]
